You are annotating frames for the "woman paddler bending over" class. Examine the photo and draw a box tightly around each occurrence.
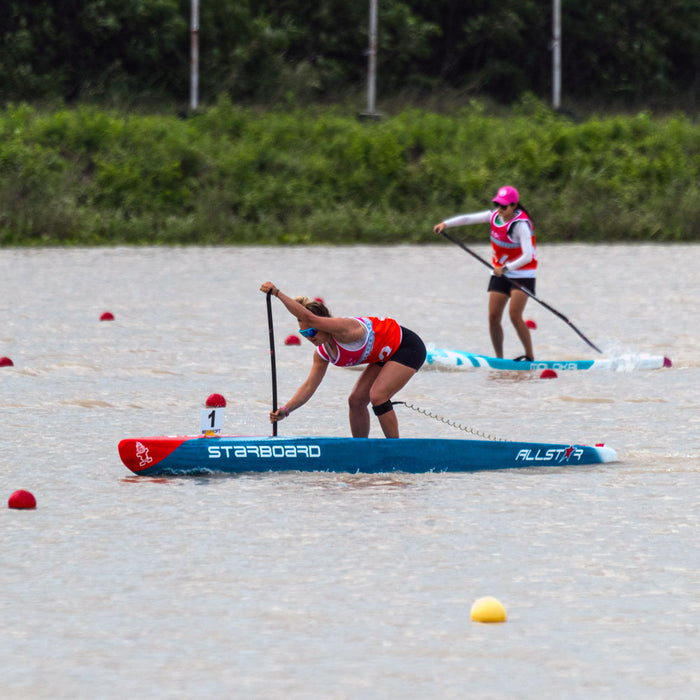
[260,282,426,438]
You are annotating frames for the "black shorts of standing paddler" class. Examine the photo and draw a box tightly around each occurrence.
[376,326,426,371]
[487,275,536,297]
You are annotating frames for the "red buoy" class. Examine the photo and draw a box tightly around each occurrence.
[100,311,115,321]
[284,334,301,345]
[0,356,14,367]
[8,490,36,509]
[205,393,226,408]
[663,357,672,368]
[525,319,537,329]
[540,369,558,379]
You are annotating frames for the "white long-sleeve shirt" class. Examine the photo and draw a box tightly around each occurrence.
[443,209,535,276]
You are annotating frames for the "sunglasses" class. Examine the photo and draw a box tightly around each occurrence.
[298,327,318,339]
[495,202,512,209]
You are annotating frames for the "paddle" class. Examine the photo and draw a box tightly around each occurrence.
[439,229,603,354]
[266,290,279,436]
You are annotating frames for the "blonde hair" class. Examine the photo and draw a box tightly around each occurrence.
[294,296,331,317]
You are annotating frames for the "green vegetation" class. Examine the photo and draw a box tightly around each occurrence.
[1,97,698,245]
[2,2,698,245]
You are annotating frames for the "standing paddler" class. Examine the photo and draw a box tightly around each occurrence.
[260,281,426,438]
[433,185,537,361]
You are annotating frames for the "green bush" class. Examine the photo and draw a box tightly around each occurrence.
[0,98,698,246]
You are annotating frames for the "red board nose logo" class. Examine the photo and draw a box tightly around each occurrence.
[135,441,153,467]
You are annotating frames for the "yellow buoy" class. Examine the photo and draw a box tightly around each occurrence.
[470,596,507,623]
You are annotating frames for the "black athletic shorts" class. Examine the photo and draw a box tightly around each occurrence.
[487,275,536,296]
[377,326,426,371]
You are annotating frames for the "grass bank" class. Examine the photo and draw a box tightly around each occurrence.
[1,96,698,246]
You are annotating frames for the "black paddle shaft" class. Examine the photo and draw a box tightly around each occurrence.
[440,230,603,354]
[266,290,278,436]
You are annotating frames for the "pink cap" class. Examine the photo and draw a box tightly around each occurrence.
[492,186,519,206]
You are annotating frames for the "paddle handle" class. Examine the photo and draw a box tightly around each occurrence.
[266,290,278,436]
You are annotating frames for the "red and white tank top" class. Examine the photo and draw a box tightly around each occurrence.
[489,209,537,271]
[316,317,402,367]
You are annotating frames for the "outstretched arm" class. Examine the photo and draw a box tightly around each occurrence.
[270,351,329,423]
[260,281,313,320]
[260,281,365,343]
[433,210,492,234]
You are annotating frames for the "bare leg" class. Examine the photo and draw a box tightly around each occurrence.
[377,410,399,438]
[348,364,381,437]
[488,291,509,358]
[348,361,418,438]
[509,289,534,359]
[368,361,418,438]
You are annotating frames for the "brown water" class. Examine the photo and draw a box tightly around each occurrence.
[1,245,698,699]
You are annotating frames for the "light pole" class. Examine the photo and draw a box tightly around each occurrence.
[552,0,561,110]
[190,0,199,111]
[362,0,380,118]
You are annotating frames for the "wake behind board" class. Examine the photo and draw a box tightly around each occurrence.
[426,348,672,371]
[119,435,617,476]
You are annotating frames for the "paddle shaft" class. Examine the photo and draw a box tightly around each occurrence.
[266,290,278,436]
[440,230,603,354]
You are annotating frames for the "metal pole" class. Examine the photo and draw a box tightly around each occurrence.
[190,0,199,111]
[366,0,378,115]
[552,0,561,110]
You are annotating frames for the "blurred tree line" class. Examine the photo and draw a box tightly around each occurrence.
[1,0,698,110]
